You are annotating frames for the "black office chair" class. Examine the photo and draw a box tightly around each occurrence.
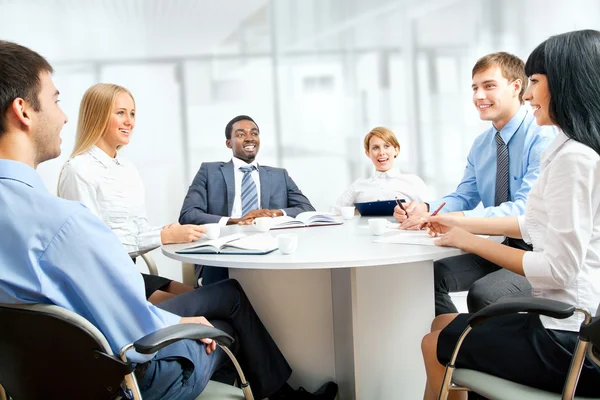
[438,298,600,400]
[0,303,251,400]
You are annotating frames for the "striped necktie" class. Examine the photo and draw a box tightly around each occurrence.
[240,165,259,216]
[494,131,509,206]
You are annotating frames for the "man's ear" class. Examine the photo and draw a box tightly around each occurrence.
[513,79,522,98]
[10,98,33,128]
[226,139,232,149]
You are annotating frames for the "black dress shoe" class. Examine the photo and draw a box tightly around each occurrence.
[293,381,338,399]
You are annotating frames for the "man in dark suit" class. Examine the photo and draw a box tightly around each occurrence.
[180,115,315,284]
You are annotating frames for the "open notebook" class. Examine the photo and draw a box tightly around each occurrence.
[176,233,278,255]
[373,230,489,246]
[270,211,343,230]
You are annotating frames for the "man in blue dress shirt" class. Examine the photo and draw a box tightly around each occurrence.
[393,52,556,316]
[0,40,336,400]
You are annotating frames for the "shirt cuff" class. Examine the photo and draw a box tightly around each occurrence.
[151,230,162,248]
[426,200,442,213]
[280,209,287,217]
[219,216,229,226]
[463,208,485,217]
[518,215,531,243]
[522,250,553,288]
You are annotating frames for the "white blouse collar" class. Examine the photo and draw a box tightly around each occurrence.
[372,168,401,179]
[541,130,570,164]
[89,146,123,167]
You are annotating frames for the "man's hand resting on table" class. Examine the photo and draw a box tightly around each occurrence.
[228,209,284,225]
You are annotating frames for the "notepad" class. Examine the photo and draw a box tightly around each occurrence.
[354,200,403,216]
[269,212,343,230]
[373,231,489,246]
[176,233,278,255]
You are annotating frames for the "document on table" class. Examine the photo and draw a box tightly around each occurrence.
[373,230,489,246]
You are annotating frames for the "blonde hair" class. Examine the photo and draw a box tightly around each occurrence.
[57,83,134,195]
[363,127,401,154]
[70,83,135,158]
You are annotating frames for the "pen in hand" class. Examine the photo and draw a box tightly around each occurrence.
[396,198,409,218]
[419,202,447,231]
[430,202,446,217]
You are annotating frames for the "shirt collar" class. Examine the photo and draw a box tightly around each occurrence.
[89,146,122,167]
[541,130,570,162]
[0,159,46,190]
[232,157,259,170]
[494,106,528,144]
[372,168,401,179]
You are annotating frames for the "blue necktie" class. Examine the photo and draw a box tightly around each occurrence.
[240,165,259,216]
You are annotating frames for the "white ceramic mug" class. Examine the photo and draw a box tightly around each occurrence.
[341,206,355,220]
[368,218,387,236]
[277,234,298,255]
[204,223,220,239]
[252,217,273,232]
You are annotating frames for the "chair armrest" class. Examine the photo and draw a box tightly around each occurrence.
[467,297,576,327]
[133,323,234,354]
[140,253,159,276]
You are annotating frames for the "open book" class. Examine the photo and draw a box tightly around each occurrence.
[270,211,343,230]
[176,233,278,255]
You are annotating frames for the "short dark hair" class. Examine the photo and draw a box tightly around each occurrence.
[0,41,53,136]
[525,29,600,156]
[472,52,527,104]
[225,115,259,139]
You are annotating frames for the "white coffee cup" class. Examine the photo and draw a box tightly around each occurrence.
[368,218,387,236]
[277,234,298,255]
[204,223,220,240]
[252,217,273,232]
[341,206,355,220]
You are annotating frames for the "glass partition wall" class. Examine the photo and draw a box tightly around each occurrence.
[2,0,599,278]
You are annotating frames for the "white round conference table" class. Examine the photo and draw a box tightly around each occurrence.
[163,217,464,400]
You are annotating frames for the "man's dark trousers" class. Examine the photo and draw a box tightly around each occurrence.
[139,279,291,399]
[434,238,533,315]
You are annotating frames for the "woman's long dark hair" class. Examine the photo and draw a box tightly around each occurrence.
[525,29,600,155]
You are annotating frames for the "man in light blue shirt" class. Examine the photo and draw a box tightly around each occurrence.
[394,52,556,316]
[0,40,336,400]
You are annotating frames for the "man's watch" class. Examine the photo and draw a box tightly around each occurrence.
[424,202,430,212]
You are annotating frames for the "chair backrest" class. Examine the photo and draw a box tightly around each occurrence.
[0,303,131,400]
[582,313,600,367]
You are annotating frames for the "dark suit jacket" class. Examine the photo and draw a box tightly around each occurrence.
[179,160,315,225]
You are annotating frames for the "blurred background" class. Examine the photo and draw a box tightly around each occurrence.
[1,0,598,278]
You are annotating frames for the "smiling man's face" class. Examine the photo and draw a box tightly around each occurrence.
[227,119,260,163]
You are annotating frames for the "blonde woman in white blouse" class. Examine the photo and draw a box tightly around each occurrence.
[59,83,205,304]
[333,126,427,214]
[421,30,600,399]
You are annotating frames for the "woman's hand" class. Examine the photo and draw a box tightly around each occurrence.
[420,214,462,235]
[421,215,476,250]
[428,226,475,251]
[161,222,206,244]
